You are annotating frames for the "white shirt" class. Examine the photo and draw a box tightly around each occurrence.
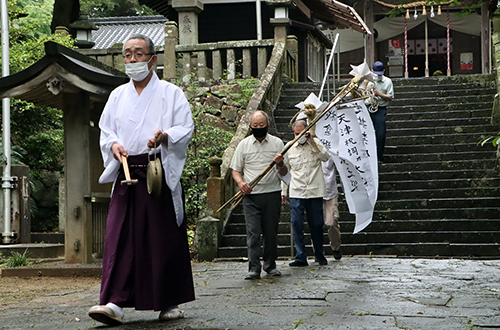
[287,137,330,199]
[374,75,394,107]
[99,72,194,226]
[230,134,287,194]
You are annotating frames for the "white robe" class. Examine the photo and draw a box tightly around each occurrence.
[99,72,194,226]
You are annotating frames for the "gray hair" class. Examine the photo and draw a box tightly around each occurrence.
[293,119,307,129]
[251,110,270,124]
[123,33,155,55]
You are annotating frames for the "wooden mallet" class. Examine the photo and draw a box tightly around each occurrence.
[120,154,138,186]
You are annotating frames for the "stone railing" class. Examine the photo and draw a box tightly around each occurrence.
[175,39,275,82]
[195,36,298,261]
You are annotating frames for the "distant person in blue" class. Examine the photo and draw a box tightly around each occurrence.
[370,61,394,164]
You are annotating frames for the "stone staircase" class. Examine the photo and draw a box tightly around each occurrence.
[218,74,500,259]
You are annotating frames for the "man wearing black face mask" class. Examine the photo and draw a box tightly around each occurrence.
[230,111,288,280]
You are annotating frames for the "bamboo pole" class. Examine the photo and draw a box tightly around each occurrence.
[217,75,364,213]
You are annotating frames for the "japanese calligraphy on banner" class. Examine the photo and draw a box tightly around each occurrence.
[316,100,378,233]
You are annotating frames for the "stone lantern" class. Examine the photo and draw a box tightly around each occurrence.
[69,11,97,49]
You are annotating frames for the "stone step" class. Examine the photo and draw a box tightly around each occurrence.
[221,230,500,248]
[380,178,500,190]
[277,95,493,108]
[366,159,497,172]
[389,102,493,113]
[377,168,497,182]
[274,101,492,116]
[382,143,497,155]
[386,133,497,146]
[280,88,496,101]
[388,110,494,121]
[217,242,500,258]
[378,187,500,199]
[223,218,500,236]
[338,207,499,220]
[387,124,496,136]
[340,219,500,232]
[379,177,499,189]
[384,150,495,162]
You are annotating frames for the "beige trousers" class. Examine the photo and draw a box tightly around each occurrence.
[323,196,341,251]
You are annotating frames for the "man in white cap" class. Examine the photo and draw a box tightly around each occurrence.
[370,61,394,164]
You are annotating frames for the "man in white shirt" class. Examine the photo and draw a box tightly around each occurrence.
[88,34,195,326]
[230,111,288,280]
[371,61,394,164]
[287,120,330,266]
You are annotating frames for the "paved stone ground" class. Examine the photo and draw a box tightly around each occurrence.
[1,256,500,329]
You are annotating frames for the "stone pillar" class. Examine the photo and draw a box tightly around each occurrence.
[194,216,219,261]
[492,17,500,126]
[172,0,203,45]
[364,0,375,69]
[206,157,223,219]
[164,21,179,81]
[58,169,66,232]
[267,0,292,42]
[194,157,223,261]
[481,2,491,74]
[286,35,299,81]
[63,92,93,263]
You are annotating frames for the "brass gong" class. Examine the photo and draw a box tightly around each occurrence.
[147,151,162,197]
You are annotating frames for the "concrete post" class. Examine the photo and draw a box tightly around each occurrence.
[286,35,299,81]
[481,2,491,74]
[364,0,374,68]
[172,0,203,45]
[63,92,92,263]
[164,21,179,81]
[194,216,219,261]
[206,157,223,219]
[267,0,291,43]
[492,17,500,126]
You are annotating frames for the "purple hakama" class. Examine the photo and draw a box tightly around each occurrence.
[100,153,195,311]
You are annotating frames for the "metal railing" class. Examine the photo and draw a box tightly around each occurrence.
[319,33,340,102]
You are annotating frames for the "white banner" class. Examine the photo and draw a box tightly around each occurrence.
[316,100,378,233]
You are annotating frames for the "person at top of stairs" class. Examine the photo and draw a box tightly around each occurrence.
[230,110,289,280]
[368,61,394,164]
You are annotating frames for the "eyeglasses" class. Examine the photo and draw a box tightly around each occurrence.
[123,52,154,61]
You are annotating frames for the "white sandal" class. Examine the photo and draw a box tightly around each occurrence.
[88,305,124,325]
[159,307,185,321]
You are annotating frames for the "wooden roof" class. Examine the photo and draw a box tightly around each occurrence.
[139,0,370,34]
[0,42,128,110]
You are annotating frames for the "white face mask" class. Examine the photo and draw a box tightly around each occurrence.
[125,56,153,81]
[297,135,307,145]
[375,75,383,82]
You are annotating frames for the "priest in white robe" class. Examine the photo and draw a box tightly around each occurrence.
[88,34,195,326]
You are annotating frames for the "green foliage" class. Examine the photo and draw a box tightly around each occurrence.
[1,0,71,232]
[478,134,500,147]
[0,248,32,268]
[80,0,157,17]
[182,105,234,224]
[9,34,75,73]
[9,0,55,40]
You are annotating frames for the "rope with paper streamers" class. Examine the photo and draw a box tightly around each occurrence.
[217,74,367,213]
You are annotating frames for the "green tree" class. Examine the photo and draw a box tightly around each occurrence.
[80,0,157,17]
[1,0,74,232]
